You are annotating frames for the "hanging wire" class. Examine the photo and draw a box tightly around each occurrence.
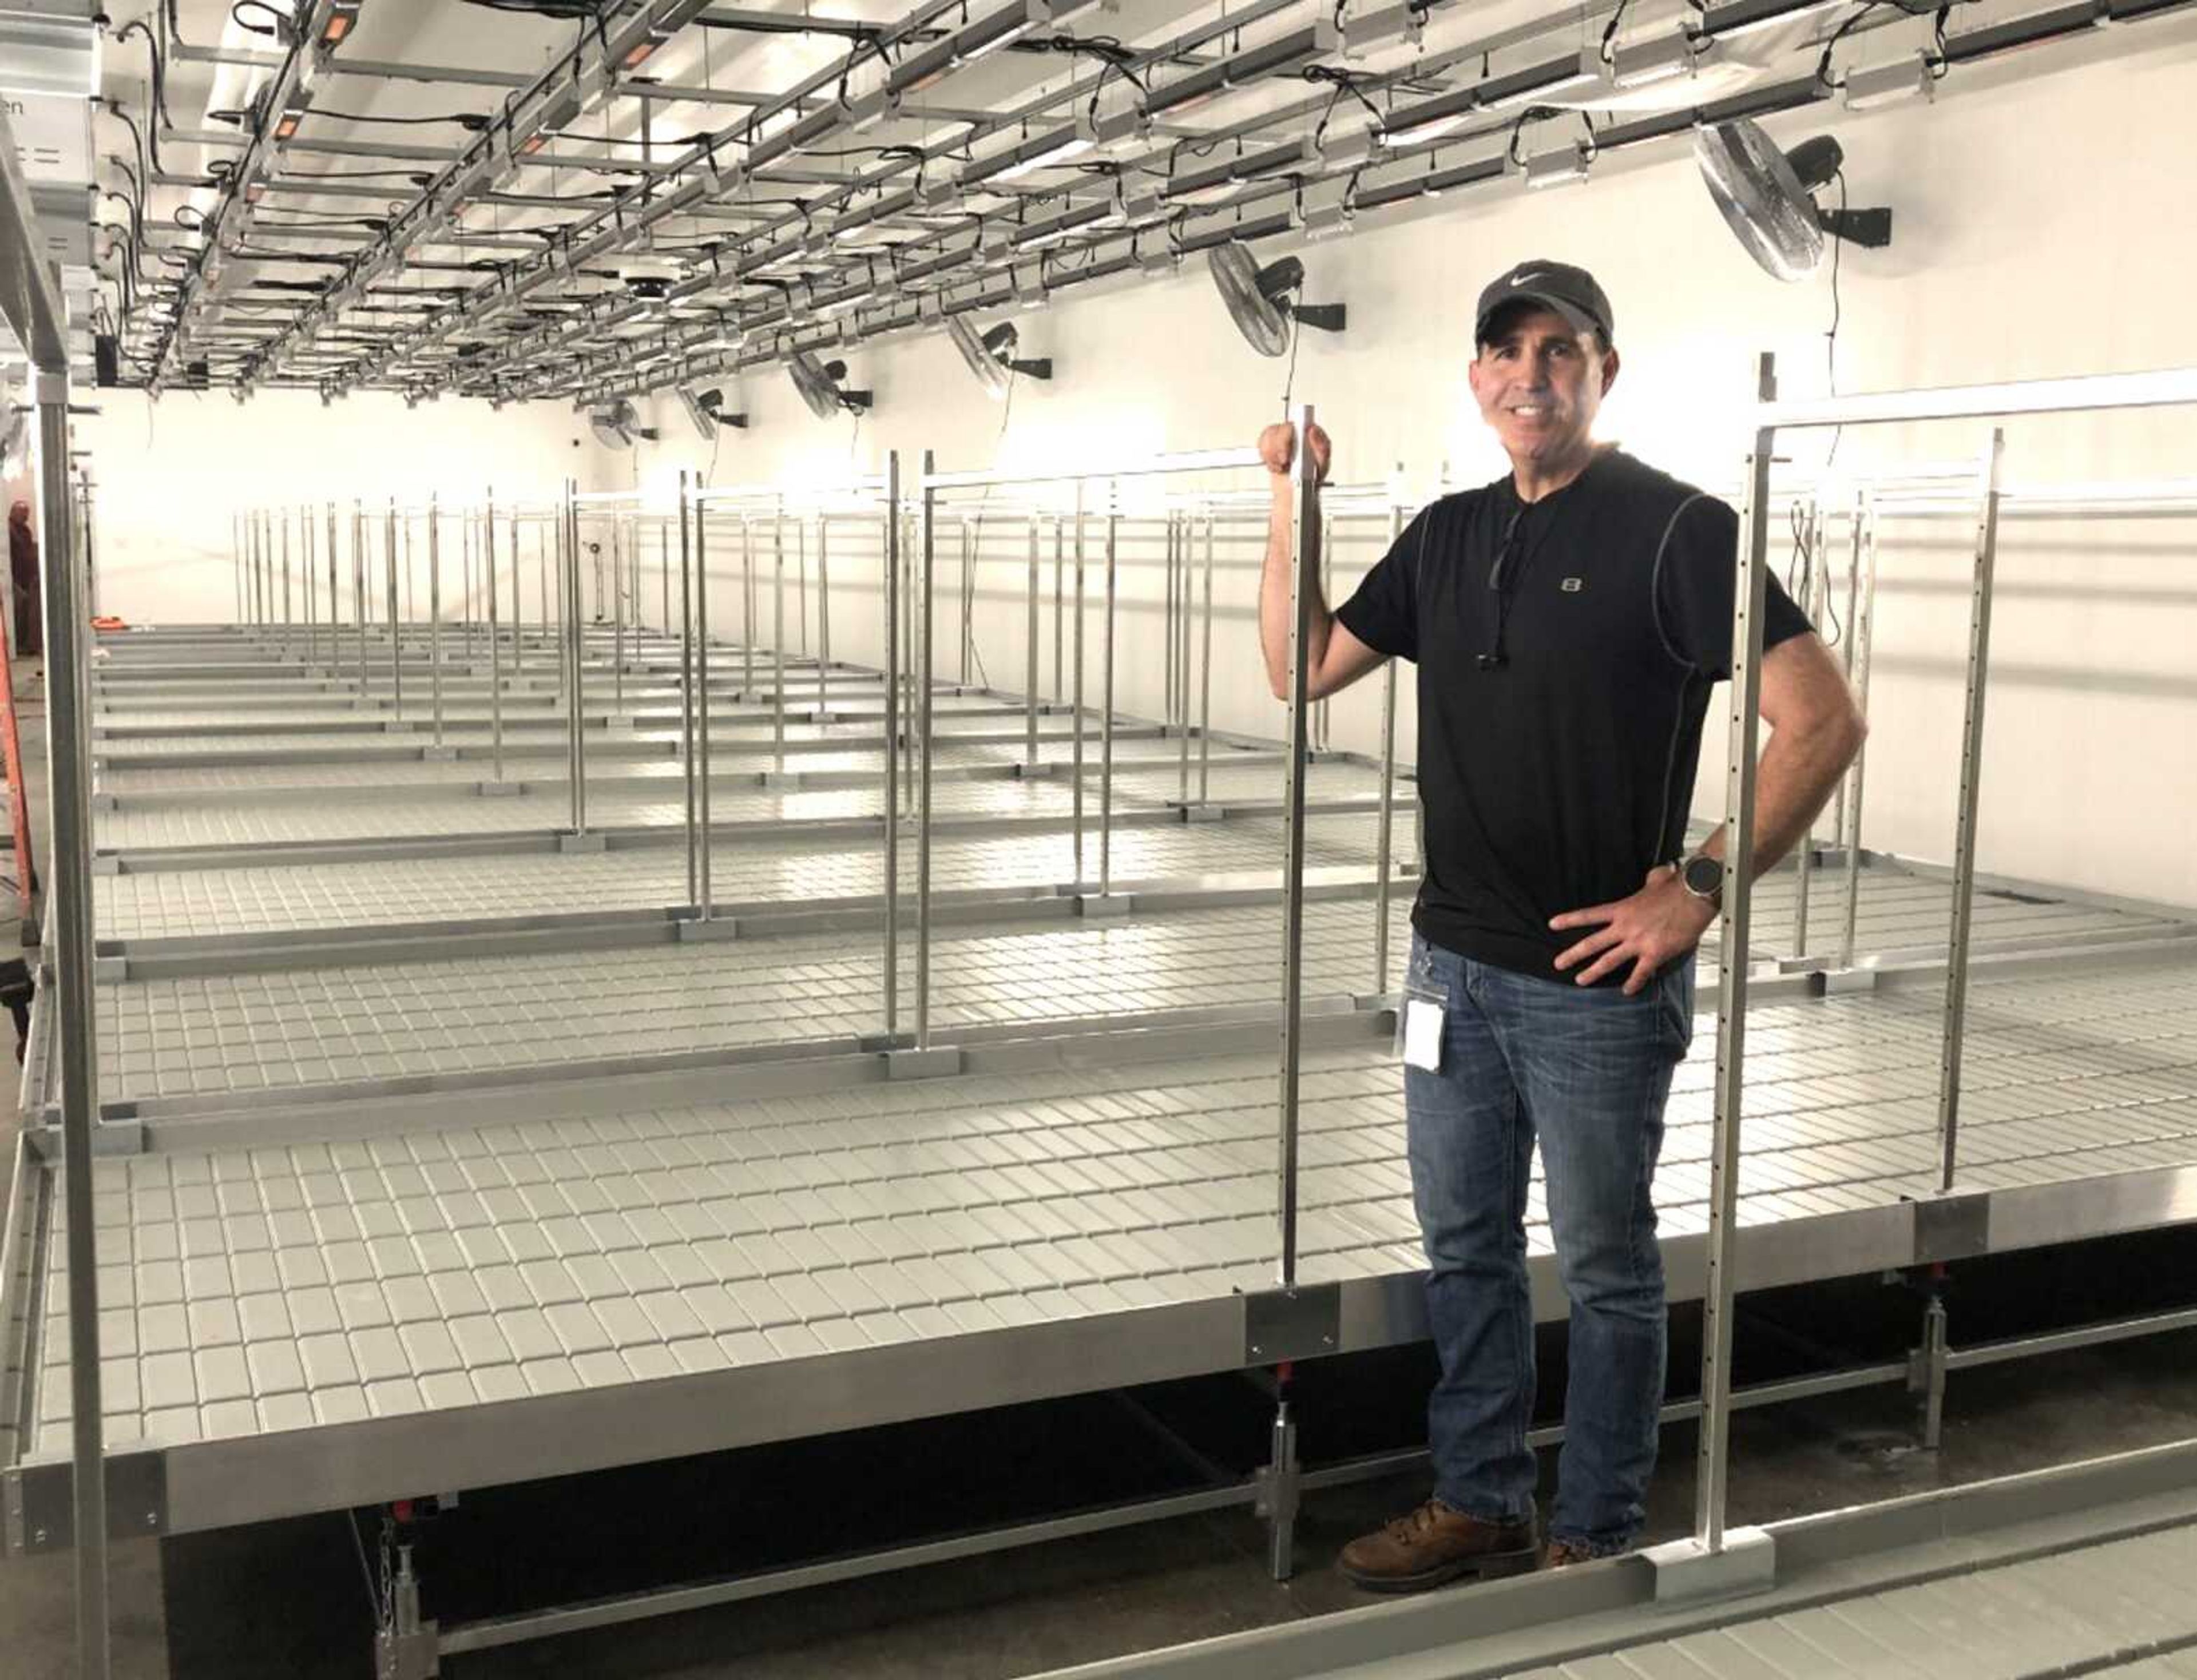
[1824,170,1848,469]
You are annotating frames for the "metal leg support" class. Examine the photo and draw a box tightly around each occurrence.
[1257,1390,1301,1583]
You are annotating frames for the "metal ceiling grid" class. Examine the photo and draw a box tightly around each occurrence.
[62,0,2196,405]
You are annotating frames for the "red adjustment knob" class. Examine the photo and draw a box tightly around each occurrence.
[392,1499,415,1523]
[1276,1359,1295,1385]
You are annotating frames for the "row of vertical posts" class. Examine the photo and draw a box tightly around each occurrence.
[1694,355,2029,1563]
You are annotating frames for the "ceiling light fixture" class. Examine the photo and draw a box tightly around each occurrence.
[1843,51,1938,110]
[1143,19,1342,117]
[1524,142,1592,189]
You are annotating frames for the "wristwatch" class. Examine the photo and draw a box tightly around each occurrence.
[1678,852,1725,910]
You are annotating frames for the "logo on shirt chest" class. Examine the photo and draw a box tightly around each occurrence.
[1560,577,1585,593]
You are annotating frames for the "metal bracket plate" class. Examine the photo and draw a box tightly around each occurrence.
[6,1451,168,1552]
[1913,1190,1992,1263]
[1243,1282,1340,1365]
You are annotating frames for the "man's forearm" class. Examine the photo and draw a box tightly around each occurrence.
[1699,718,1863,880]
[1260,483,1333,699]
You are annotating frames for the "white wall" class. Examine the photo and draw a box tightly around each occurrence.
[81,22,2197,907]
[79,390,606,626]
[617,25,2197,910]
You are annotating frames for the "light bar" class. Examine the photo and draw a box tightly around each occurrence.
[1165,138,1311,204]
[1524,142,1591,188]
[890,0,1101,96]
[1608,31,1716,89]
[969,128,1093,186]
[319,2,360,49]
[1843,51,1937,109]
[1144,20,1341,116]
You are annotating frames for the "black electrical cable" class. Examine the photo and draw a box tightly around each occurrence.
[1600,0,1635,62]
[1823,169,1847,470]
[304,108,495,130]
[230,0,288,40]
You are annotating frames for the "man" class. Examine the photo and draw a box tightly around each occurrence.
[6,501,37,659]
[1255,260,1865,1585]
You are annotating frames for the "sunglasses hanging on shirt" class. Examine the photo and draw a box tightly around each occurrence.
[1480,505,1528,670]
[1478,494,1576,670]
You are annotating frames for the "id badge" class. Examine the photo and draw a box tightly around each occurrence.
[1396,981,1448,1073]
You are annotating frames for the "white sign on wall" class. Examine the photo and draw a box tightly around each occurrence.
[3,89,93,186]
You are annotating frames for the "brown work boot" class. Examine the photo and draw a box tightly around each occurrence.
[1338,1499,1538,1592]
[1540,1538,1604,1570]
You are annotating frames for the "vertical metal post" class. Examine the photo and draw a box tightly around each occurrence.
[1025,514,1040,768]
[1791,501,1826,959]
[740,517,756,700]
[324,502,338,676]
[1071,485,1086,887]
[1695,355,1778,1555]
[696,493,715,917]
[612,513,625,714]
[1838,495,1880,972]
[679,477,698,909]
[773,510,788,772]
[1315,506,1334,752]
[1165,511,1180,732]
[232,511,243,625]
[883,459,902,1037]
[385,499,402,717]
[487,490,505,787]
[1199,512,1216,806]
[280,505,292,626]
[1936,432,2007,1195]
[1175,513,1191,805]
[534,514,549,680]
[303,506,317,668]
[565,481,589,835]
[660,518,670,645]
[959,518,975,685]
[916,454,937,1049]
[35,372,111,1680]
[796,515,809,656]
[352,501,367,697]
[428,497,445,749]
[1052,514,1064,707]
[1372,492,1405,995]
[1098,488,1119,897]
[1276,403,1321,1290]
[816,514,832,719]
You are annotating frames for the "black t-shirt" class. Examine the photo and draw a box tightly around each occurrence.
[1335,448,1813,984]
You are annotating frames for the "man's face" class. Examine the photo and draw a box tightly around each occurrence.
[1467,306,1619,467]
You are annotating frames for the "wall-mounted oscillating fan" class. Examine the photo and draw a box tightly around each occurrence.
[788,351,873,420]
[945,316,1054,398]
[1206,243,1347,359]
[588,399,659,449]
[1695,120,1893,282]
[677,387,749,439]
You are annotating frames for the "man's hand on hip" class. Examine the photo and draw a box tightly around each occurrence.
[1549,867,1717,994]
[1259,420,1331,484]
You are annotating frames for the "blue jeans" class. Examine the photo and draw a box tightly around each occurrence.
[1402,932,1693,1552]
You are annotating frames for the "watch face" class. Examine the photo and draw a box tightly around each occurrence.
[1684,856,1723,897]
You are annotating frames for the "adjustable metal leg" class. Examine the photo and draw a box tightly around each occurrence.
[366,1512,439,1680]
[1912,1288,1950,1452]
[1256,1388,1302,1583]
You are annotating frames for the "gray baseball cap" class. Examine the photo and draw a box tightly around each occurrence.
[1474,260,1615,347]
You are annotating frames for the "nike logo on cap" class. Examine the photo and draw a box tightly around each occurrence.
[1509,272,1542,287]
